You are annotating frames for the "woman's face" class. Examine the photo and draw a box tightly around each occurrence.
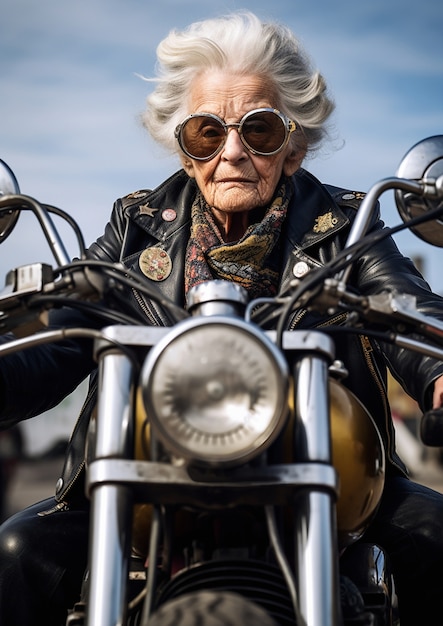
[181,71,305,215]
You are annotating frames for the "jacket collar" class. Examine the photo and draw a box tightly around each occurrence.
[285,168,350,250]
[124,170,195,244]
[122,167,352,250]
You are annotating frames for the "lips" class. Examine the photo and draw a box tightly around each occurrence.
[216,177,255,184]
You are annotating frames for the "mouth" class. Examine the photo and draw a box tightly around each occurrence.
[215,177,256,184]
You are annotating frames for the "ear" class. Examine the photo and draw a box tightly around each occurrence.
[283,146,307,176]
[180,155,195,178]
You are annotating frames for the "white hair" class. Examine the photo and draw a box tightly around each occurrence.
[141,11,335,156]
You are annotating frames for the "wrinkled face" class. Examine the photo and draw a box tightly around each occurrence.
[180,71,305,214]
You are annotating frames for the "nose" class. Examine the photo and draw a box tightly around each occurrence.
[220,127,248,162]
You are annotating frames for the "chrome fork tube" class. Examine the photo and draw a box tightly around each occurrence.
[293,354,342,626]
[86,351,134,626]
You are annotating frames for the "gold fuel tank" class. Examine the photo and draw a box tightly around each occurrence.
[329,378,385,547]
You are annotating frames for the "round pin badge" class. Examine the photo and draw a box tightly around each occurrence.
[293,261,310,278]
[162,208,177,222]
[139,247,173,281]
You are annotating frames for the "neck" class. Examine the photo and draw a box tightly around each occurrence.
[210,209,250,242]
[210,206,267,242]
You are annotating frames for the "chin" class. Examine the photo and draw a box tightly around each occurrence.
[213,192,262,213]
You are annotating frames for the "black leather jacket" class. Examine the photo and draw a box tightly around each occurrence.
[1,167,443,502]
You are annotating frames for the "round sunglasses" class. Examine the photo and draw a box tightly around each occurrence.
[174,108,297,161]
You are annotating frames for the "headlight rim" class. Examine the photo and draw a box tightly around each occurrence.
[140,316,289,467]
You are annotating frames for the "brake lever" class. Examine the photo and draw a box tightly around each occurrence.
[349,291,443,345]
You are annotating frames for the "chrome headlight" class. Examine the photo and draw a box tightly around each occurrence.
[140,317,289,466]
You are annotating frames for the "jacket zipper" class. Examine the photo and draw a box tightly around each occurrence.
[132,288,163,326]
[289,308,307,329]
[56,379,98,502]
[358,335,405,474]
[289,310,348,330]
[37,500,71,517]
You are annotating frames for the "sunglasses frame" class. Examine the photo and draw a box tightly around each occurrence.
[174,107,297,161]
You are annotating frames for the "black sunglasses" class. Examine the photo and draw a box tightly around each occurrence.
[174,107,297,161]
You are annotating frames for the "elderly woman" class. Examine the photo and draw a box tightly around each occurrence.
[1,11,443,626]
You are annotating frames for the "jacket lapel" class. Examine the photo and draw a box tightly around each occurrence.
[119,167,362,313]
[279,169,350,294]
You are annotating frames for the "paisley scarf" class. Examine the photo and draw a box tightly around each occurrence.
[185,179,292,301]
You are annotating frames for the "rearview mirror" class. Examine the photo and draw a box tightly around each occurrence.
[0,159,21,243]
[395,135,443,247]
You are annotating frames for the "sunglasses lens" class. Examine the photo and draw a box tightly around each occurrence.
[180,116,226,159]
[179,110,290,159]
[242,111,286,154]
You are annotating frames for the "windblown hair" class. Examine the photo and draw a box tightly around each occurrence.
[141,11,335,156]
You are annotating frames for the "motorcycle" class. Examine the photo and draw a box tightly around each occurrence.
[0,135,442,626]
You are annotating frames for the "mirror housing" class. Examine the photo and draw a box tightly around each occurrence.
[395,136,443,247]
[0,159,21,242]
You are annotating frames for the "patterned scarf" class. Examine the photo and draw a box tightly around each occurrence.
[185,179,292,301]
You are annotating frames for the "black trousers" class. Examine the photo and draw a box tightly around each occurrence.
[1,476,443,626]
[0,498,89,626]
[363,475,443,626]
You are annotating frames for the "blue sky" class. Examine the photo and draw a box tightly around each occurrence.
[1,0,443,290]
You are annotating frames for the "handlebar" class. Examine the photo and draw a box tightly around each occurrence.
[0,194,71,266]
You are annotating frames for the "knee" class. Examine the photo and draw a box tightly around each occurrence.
[0,500,52,567]
[0,516,29,564]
